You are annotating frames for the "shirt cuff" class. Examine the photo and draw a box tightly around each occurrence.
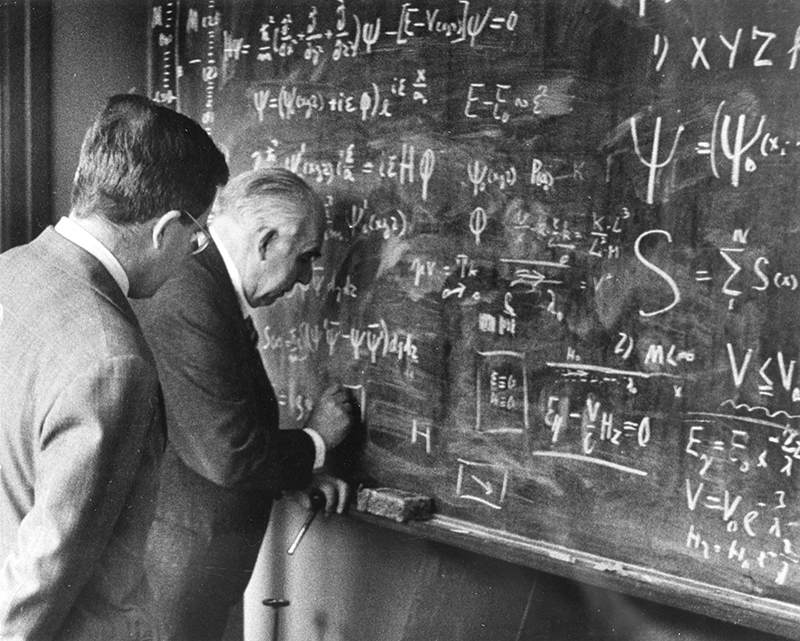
[303,428,327,470]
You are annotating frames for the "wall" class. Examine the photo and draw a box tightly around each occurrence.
[246,502,786,641]
[245,501,426,641]
[51,0,148,220]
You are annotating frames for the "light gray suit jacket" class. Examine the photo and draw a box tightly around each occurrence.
[0,228,164,640]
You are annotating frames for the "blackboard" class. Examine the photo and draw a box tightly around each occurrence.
[150,1,800,636]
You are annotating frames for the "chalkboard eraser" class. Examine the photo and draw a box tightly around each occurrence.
[355,487,434,523]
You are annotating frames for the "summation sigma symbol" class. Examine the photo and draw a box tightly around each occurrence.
[150,0,800,612]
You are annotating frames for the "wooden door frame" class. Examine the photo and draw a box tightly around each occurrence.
[0,0,51,251]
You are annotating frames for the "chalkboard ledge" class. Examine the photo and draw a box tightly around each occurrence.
[349,511,800,640]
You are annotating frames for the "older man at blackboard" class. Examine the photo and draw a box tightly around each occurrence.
[134,167,356,641]
[0,95,229,640]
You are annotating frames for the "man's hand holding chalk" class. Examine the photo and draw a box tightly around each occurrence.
[285,381,356,554]
[304,383,356,451]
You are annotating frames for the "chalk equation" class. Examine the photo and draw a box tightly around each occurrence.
[258,317,419,366]
[152,0,800,608]
[252,74,429,123]
[683,412,800,586]
[252,142,435,202]
[651,25,800,73]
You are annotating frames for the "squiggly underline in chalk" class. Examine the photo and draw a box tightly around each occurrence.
[718,400,800,421]
[546,362,680,379]
[531,451,647,476]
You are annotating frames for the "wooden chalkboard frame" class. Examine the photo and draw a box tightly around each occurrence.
[352,510,799,639]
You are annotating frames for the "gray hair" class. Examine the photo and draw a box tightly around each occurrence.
[213,167,323,227]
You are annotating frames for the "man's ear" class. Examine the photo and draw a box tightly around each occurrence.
[258,228,277,260]
[152,210,182,249]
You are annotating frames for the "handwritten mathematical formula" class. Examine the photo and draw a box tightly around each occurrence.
[683,413,800,585]
[152,0,800,598]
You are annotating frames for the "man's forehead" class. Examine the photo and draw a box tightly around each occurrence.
[281,206,323,245]
[269,196,319,221]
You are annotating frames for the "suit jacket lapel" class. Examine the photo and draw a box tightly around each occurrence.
[196,241,277,417]
[196,241,257,354]
[196,240,245,322]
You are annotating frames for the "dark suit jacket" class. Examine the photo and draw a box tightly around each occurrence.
[134,241,315,636]
[0,228,164,640]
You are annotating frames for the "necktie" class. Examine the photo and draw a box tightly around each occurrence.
[244,315,260,352]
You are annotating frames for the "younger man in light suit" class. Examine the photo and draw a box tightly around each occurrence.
[0,94,229,640]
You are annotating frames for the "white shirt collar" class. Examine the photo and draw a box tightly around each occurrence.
[208,225,252,318]
[54,216,130,296]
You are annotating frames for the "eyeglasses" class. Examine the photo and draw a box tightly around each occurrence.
[182,210,210,255]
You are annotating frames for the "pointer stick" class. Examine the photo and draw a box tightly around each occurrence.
[287,491,326,555]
